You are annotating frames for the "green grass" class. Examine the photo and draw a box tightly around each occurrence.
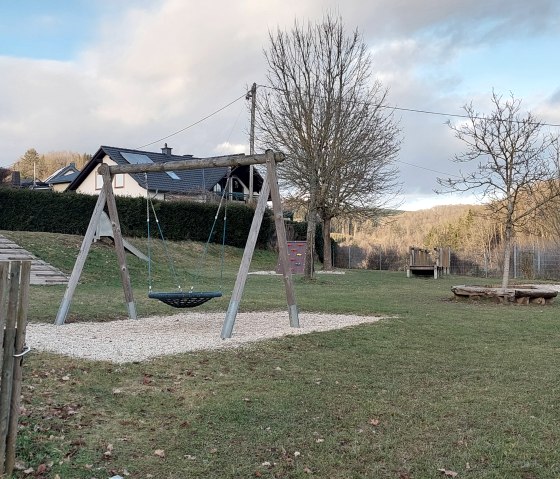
[3,230,560,478]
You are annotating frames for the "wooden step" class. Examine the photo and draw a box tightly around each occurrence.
[0,235,69,285]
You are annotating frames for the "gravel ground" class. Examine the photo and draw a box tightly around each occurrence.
[26,312,385,364]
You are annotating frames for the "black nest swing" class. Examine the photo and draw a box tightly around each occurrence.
[148,290,222,308]
[145,174,229,309]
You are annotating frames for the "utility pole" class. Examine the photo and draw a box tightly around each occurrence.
[247,83,256,204]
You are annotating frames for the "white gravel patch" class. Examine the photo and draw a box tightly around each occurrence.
[26,312,385,364]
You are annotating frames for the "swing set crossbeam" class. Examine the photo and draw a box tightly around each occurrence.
[105,152,284,175]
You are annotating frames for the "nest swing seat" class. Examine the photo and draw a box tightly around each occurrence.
[144,173,230,309]
[148,290,222,308]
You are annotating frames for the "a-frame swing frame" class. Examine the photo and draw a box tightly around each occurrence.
[54,150,299,339]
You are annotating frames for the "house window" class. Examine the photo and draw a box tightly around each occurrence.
[114,174,125,188]
[95,174,103,190]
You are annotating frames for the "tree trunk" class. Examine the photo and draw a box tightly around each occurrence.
[322,216,333,270]
[304,207,316,279]
[501,225,513,289]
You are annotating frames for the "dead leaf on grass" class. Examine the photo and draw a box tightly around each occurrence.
[103,444,114,458]
[369,418,380,426]
[154,449,165,458]
[437,468,458,477]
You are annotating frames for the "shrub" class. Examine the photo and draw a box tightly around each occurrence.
[0,189,273,248]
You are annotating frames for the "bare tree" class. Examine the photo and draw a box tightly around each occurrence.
[438,91,560,288]
[257,15,401,275]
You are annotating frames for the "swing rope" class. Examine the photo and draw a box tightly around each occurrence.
[195,173,231,291]
[145,174,183,294]
[144,172,230,308]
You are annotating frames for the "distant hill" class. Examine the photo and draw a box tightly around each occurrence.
[334,204,485,251]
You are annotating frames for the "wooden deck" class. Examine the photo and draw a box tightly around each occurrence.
[0,235,69,285]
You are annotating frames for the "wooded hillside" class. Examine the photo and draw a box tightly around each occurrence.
[333,200,560,276]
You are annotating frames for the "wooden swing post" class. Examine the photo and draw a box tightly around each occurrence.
[221,151,299,338]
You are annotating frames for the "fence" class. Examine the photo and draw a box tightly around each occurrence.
[333,244,405,270]
[333,243,560,281]
[0,261,31,476]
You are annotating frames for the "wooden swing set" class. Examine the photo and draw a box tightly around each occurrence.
[54,150,299,339]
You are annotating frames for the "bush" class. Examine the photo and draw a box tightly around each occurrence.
[0,189,273,248]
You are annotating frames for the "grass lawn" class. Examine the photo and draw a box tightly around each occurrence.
[2,230,560,478]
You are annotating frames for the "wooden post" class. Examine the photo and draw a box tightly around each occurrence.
[248,82,256,204]
[55,188,108,325]
[0,262,20,475]
[5,261,30,474]
[0,264,8,476]
[0,264,8,374]
[267,155,299,328]
[100,165,137,320]
[221,175,271,339]
[222,151,299,338]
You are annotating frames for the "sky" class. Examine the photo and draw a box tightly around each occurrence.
[1,0,559,210]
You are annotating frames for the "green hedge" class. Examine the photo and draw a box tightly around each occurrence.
[0,189,273,248]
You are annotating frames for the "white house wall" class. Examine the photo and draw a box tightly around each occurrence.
[52,183,69,193]
[75,155,152,198]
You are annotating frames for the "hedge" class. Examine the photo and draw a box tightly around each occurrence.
[0,188,273,249]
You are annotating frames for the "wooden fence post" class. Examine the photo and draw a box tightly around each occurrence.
[0,261,31,476]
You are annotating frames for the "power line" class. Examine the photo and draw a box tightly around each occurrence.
[382,104,560,128]
[257,84,560,128]
[136,91,250,149]
[130,82,559,167]
[396,159,461,178]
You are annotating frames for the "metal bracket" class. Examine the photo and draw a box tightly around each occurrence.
[14,346,31,358]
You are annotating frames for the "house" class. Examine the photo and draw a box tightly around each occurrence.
[45,162,81,192]
[67,144,264,201]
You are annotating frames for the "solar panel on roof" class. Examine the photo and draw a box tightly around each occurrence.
[121,152,152,164]
[121,151,180,180]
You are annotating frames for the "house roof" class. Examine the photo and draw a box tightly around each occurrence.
[67,146,245,194]
[45,163,80,185]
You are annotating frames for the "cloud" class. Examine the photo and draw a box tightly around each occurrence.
[0,0,559,209]
[401,190,481,211]
[549,89,560,106]
[214,142,248,155]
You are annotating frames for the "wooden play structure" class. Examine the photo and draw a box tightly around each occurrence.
[276,241,307,274]
[406,246,451,279]
[54,150,299,339]
[94,211,148,262]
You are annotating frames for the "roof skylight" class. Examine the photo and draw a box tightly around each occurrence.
[120,152,180,180]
